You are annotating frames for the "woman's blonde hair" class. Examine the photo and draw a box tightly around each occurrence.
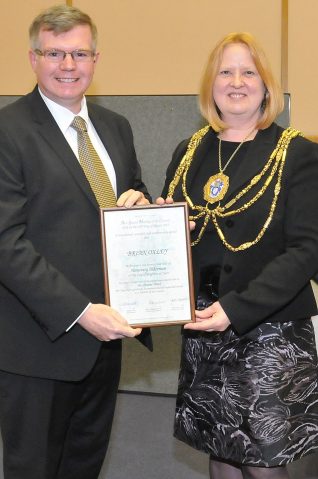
[199,32,284,131]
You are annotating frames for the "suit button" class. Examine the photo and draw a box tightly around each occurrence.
[225,219,234,227]
[224,264,232,273]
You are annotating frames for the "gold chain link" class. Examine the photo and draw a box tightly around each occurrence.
[167,126,302,250]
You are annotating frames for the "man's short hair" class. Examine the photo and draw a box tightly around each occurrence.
[29,4,98,51]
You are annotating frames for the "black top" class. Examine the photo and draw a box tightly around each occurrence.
[163,124,318,335]
[187,134,252,281]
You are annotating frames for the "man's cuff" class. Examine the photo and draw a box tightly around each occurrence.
[66,303,92,332]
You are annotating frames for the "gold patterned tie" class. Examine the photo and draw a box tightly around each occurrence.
[71,116,117,207]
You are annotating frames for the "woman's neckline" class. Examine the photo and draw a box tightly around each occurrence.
[217,127,258,143]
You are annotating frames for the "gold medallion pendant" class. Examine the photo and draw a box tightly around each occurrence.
[204,172,229,204]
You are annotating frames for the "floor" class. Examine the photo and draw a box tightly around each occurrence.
[1,392,318,478]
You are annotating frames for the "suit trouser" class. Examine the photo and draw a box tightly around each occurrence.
[0,341,121,479]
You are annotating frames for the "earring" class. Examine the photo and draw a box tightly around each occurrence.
[261,90,269,110]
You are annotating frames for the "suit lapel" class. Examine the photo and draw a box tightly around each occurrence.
[28,88,99,210]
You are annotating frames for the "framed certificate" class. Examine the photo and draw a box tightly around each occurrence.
[100,203,195,327]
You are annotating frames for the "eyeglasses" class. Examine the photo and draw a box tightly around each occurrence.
[34,49,96,63]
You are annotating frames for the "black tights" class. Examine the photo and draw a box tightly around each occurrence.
[209,458,290,479]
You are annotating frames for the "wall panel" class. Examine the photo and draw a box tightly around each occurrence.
[0,0,281,96]
[289,0,318,134]
[0,0,65,94]
[75,0,281,95]
[1,1,318,134]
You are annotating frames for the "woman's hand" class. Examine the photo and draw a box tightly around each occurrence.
[155,196,196,231]
[155,196,174,205]
[184,301,230,332]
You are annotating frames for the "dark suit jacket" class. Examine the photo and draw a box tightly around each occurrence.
[0,87,151,381]
[163,123,318,335]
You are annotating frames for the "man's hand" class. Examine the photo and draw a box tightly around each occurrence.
[184,301,230,332]
[78,303,142,341]
[117,189,149,208]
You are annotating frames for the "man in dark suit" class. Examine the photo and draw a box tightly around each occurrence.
[0,5,151,479]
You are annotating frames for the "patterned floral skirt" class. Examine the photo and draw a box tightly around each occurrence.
[174,320,318,466]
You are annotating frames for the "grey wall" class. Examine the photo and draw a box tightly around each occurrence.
[0,93,291,395]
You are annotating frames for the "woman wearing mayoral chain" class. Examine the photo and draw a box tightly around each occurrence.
[160,32,318,479]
